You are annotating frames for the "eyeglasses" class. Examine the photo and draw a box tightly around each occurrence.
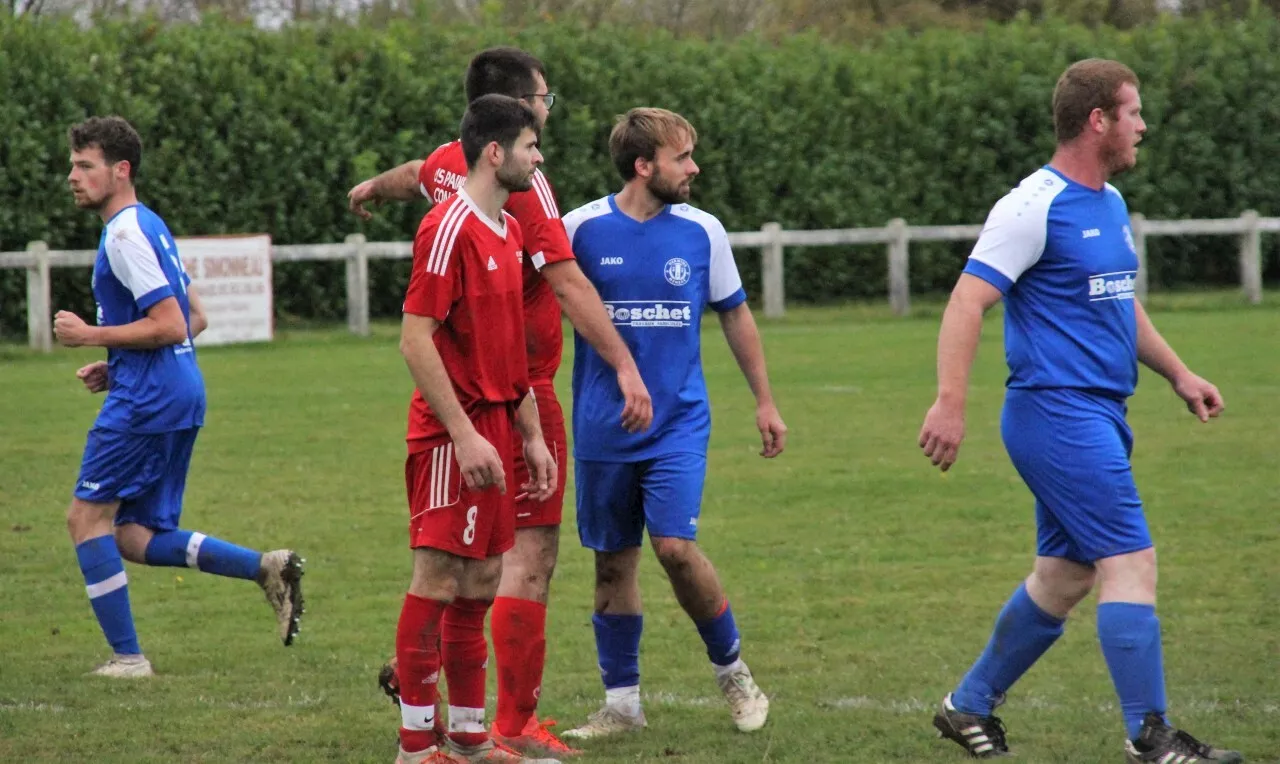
[524,92,557,111]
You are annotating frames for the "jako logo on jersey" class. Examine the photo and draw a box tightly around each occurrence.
[664,257,691,286]
[600,257,624,265]
[606,301,692,327]
[1088,271,1137,302]
[1082,228,1101,238]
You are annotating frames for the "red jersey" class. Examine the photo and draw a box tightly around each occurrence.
[403,190,528,445]
[419,140,575,385]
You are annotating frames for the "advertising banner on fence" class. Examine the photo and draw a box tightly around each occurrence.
[178,234,273,346]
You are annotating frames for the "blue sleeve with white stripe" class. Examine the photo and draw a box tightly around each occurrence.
[105,226,174,311]
[963,190,1050,294]
[706,218,747,312]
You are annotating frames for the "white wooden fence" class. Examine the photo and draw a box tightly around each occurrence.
[2,211,1274,352]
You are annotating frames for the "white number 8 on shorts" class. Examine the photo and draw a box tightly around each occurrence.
[462,505,479,546]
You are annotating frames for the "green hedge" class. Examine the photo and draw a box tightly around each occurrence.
[2,13,1278,335]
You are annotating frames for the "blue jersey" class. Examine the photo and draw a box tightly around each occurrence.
[564,195,747,461]
[963,166,1139,399]
[92,204,205,433]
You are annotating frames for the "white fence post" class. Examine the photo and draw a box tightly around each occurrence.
[344,233,370,336]
[887,218,910,317]
[761,222,784,318]
[26,240,52,352]
[1239,210,1262,305]
[1130,213,1148,301]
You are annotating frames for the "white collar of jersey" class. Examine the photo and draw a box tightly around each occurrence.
[456,188,507,239]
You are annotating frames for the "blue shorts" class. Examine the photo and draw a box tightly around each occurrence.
[1002,389,1152,564]
[74,427,199,532]
[575,453,707,552]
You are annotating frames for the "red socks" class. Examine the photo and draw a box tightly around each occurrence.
[396,593,448,753]
[397,594,549,748]
[492,596,548,737]
[442,597,493,749]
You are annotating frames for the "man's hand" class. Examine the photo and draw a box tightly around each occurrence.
[453,428,506,494]
[347,179,382,221]
[919,397,965,472]
[76,361,109,393]
[54,311,97,348]
[756,402,787,458]
[520,436,557,503]
[1172,371,1225,423]
[617,365,653,433]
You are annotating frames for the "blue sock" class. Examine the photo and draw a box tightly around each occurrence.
[145,530,262,580]
[695,600,741,666]
[1098,602,1168,741]
[76,535,142,656]
[592,612,642,690]
[952,583,1066,716]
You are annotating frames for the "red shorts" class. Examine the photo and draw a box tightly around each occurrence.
[511,383,567,528]
[405,404,516,560]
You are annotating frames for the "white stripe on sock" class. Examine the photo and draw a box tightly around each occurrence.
[186,532,207,568]
[400,701,435,731]
[86,570,128,599]
[447,705,486,733]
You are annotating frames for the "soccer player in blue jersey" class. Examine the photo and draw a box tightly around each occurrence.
[918,61,1241,763]
[559,108,787,740]
[56,116,305,677]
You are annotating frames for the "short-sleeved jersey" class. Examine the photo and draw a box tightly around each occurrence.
[963,166,1139,399]
[419,140,575,384]
[564,196,747,462]
[403,190,529,445]
[92,204,205,434]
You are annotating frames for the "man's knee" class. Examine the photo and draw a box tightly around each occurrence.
[511,527,559,580]
[1028,556,1097,617]
[113,523,154,564]
[409,547,466,601]
[651,536,699,576]
[1096,547,1158,603]
[594,548,640,588]
[594,548,642,613]
[459,554,504,600]
[66,498,117,543]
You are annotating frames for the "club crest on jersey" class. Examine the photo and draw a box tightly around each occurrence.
[664,257,691,286]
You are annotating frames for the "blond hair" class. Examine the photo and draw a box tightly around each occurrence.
[609,107,698,181]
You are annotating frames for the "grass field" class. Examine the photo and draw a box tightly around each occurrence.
[1,297,1277,763]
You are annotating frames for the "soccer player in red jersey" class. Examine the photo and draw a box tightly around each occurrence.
[350,48,649,757]
[393,94,560,764]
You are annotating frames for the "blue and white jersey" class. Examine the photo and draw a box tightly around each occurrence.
[564,195,748,461]
[92,204,205,433]
[963,167,1139,399]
